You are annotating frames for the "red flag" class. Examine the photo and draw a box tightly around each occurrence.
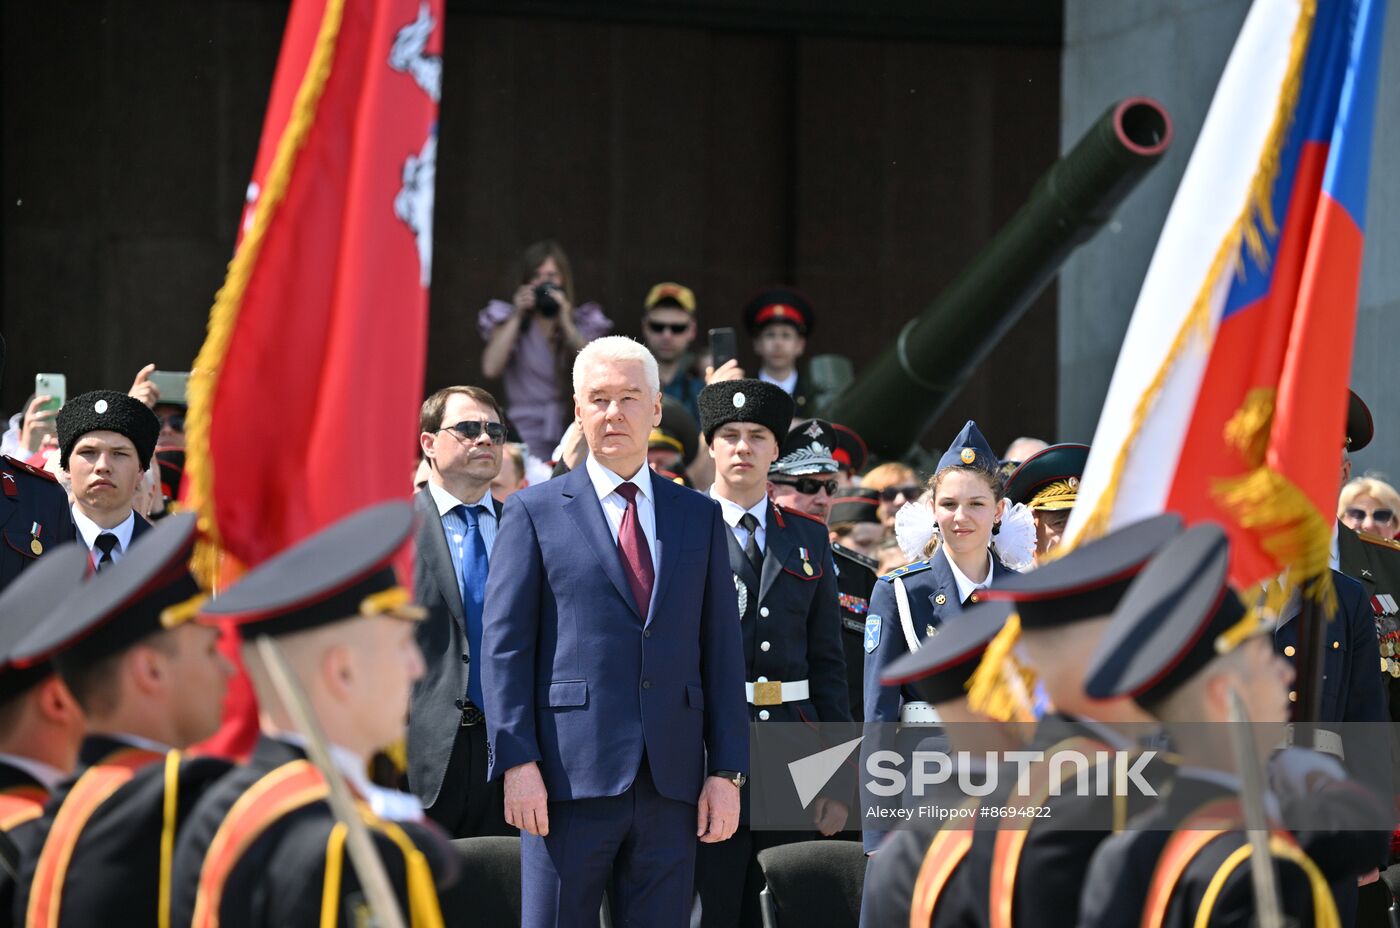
[184,0,443,757]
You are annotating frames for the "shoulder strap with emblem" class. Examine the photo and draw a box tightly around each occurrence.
[27,748,165,928]
[909,801,979,927]
[0,784,48,831]
[988,737,1112,928]
[191,760,329,928]
[1,454,60,484]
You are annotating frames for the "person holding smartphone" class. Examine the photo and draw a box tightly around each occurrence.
[479,241,613,460]
[639,282,707,422]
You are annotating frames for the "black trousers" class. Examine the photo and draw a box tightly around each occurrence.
[423,720,513,839]
[691,827,809,928]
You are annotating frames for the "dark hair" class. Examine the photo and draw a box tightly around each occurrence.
[515,240,576,306]
[420,386,504,435]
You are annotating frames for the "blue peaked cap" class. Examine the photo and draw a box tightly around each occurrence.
[936,420,998,474]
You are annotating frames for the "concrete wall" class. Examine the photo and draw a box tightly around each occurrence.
[1060,0,1400,480]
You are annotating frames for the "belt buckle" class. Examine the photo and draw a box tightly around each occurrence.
[459,704,485,728]
[753,681,783,706]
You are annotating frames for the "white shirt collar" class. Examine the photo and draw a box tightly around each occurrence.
[0,752,66,791]
[709,491,767,531]
[426,479,493,518]
[759,369,799,395]
[109,732,173,754]
[585,454,653,505]
[943,548,994,603]
[276,733,425,822]
[1329,522,1340,571]
[71,505,136,555]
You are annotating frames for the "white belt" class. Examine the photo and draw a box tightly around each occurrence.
[1283,724,1346,760]
[745,679,810,706]
[900,701,942,726]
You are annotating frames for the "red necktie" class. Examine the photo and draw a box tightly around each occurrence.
[614,483,654,619]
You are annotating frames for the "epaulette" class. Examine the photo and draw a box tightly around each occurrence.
[832,543,878,571]
[1358,530,1400,553]
[1,454,59,484]
[879,560,932,583]
[774,503,825,526]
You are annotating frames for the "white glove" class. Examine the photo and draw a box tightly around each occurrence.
[1268,745,1347,802]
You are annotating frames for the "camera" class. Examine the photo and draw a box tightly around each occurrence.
[533,283,561,318]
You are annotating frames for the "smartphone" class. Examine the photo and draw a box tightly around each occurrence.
[708,327,737,371]
[148,370,191,405]
[34,373,66,413]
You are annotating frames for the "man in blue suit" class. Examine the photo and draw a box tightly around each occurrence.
[481,335,749,928]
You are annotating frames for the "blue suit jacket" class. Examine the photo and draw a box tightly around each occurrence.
[480,464,748,805]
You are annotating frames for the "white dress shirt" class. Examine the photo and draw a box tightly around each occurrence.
[710,491,768,553]
[72,505,136,569]
[945,547,995,603]
[0,751,66,792]
[759,369,799,395]
[585,455,659,574]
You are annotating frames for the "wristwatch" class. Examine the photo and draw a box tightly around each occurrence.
[712,770,747,790]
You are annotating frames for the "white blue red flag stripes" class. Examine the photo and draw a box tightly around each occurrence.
[1064,0,1387,603]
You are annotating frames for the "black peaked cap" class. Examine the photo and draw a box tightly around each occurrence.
[1084,522,1255,705]
[982,514,1184,629]
[0,542,91,700]
[882,601,1016,705]
[199,501,417,637]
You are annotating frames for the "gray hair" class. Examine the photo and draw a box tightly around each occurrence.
[572,336,660,396]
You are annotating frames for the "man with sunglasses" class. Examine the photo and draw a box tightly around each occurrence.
[694,388,850,928]
[409,385,512,838]
[642,282,708,422]
[770,419,880,722]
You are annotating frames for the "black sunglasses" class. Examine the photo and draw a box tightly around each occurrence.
[442,420,505,442]
[878,484,921,503]
[1346,507,1395,524]
[773,477,838,496]
[647,320,690,335]
[159,414,186,431]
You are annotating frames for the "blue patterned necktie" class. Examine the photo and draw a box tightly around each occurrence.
[456,504,490,707]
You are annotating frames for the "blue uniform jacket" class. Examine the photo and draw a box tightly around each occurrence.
[480,464,748,805]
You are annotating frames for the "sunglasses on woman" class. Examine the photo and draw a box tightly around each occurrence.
[772,477,839,496]
[442,420,506,442]
[1346,507,1395,524]
[646,321,690,335]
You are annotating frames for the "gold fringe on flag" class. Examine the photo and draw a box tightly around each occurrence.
[968,0,1318,721]
[184,0,349,590]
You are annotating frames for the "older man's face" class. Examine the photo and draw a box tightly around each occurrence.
[575,359,661,471]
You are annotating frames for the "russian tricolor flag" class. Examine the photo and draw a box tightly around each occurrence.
[1065,0,1387,601]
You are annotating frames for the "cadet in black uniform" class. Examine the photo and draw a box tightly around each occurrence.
[861,599,1021,928]
[1001,442,1089,566]
[1079,523,1389,928]
[743,287,815,415]
[863,515,1183,926]
[170,503,467,928]
[0,545,90,926]
[827,488,880,720]
[691,382,851,928]
[9,514,234,928]
[861,421,1024,854]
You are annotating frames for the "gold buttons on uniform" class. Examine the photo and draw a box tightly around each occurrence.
[1284,645,1296,657]
[970,592,980,604]
[1288,691,1297,702]
[926,625,937,637]
[1332,641,1340,649]
[935,594,947,605]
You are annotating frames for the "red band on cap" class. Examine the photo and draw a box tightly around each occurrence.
[754,304,806,328]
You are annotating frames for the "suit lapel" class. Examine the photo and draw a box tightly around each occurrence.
[561,465,640,619]
[758,502,793,603]
[414,489,465,625]
[929,549,960,621]
[647,477,686,626]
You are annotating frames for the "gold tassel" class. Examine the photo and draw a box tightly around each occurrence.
[965,612,1038,723]
[1223,388,1276,468]
[183,0,349,590]
[1068,0,1317,549]
[1213,467,1338,617]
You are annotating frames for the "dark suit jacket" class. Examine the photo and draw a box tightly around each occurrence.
[406,487,502,814]
[0,456,76,594]
[480,463,748,804]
